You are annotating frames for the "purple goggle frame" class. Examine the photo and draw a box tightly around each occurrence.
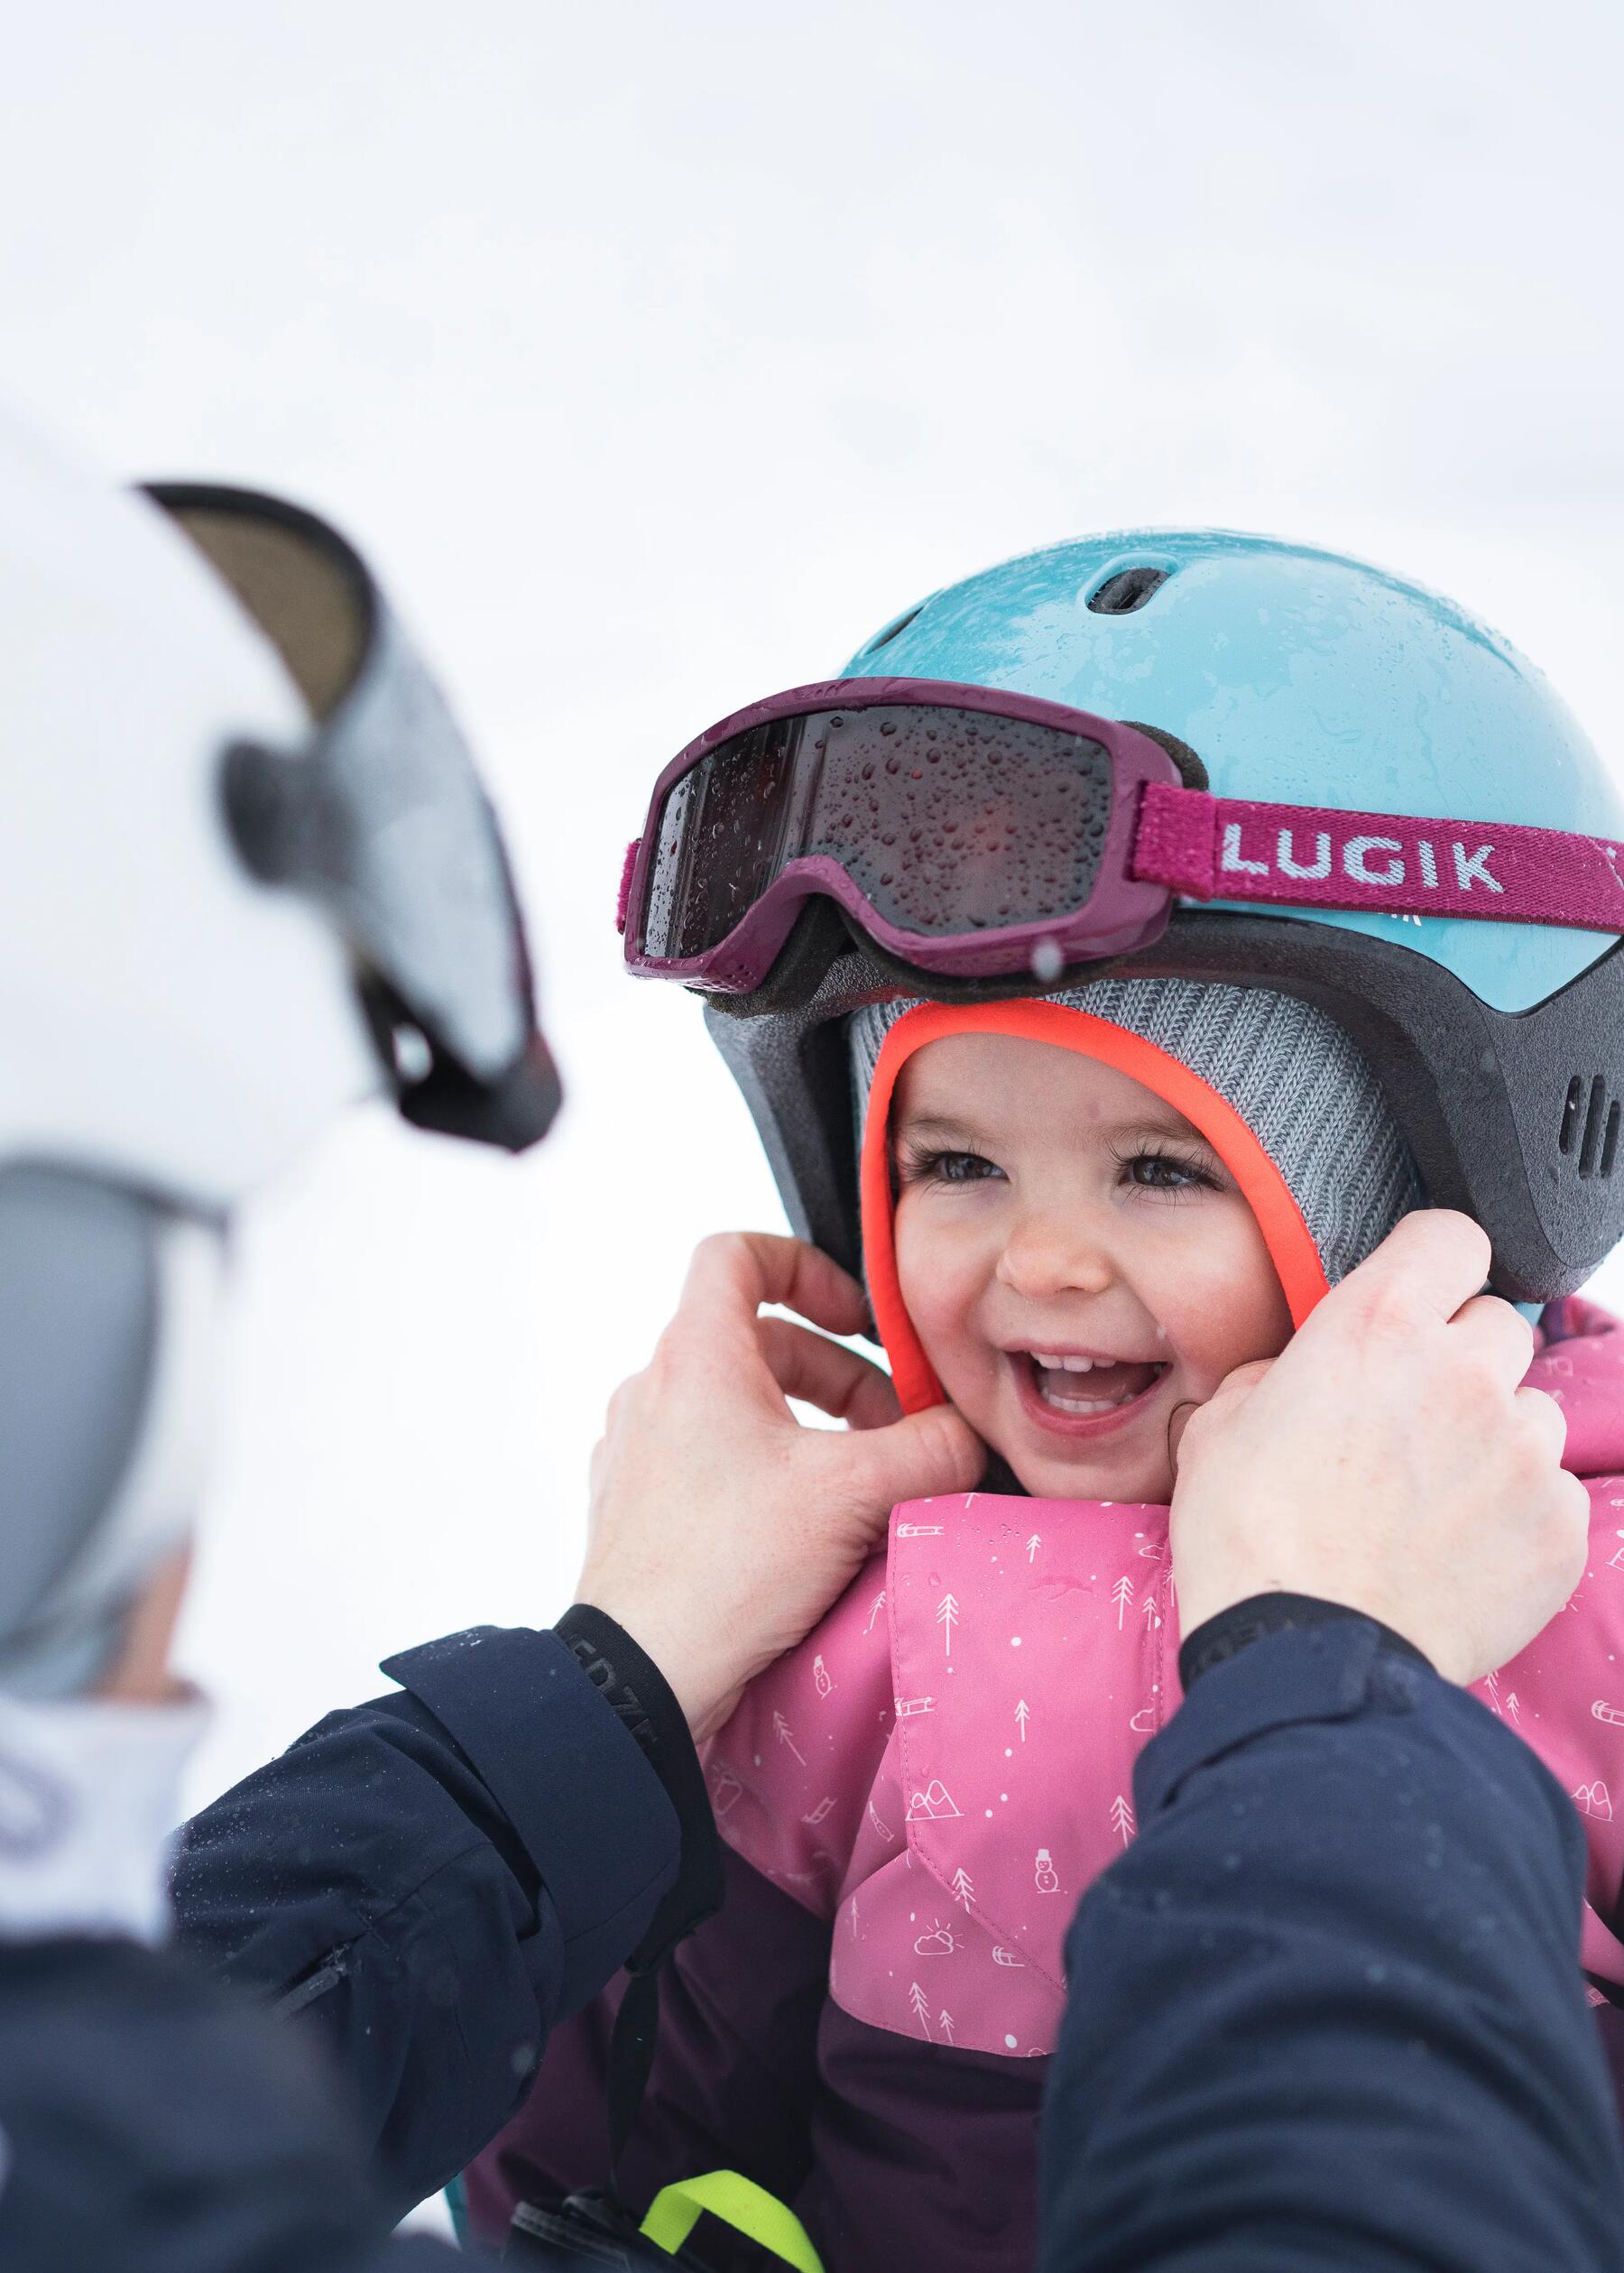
[619,677,1624,993]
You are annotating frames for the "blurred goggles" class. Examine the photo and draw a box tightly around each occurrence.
[148,484,559,1151]
[620,676,1624,993]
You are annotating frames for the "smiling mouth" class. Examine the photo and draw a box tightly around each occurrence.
[1014,1350,1168,1420]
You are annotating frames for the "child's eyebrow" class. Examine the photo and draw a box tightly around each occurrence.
[897,1104,1219,1154]
[1112,1113,1217,1150]
[894,1112,987,1149]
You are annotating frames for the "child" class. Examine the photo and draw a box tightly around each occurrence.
[467,532,1624,2270]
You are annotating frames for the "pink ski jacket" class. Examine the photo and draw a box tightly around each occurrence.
[469,990,1624,2265]
[705,1294,1624,2059]
[467,1295,1624,2272]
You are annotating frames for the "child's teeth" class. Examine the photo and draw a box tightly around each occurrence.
[1027,1352,1167,1415]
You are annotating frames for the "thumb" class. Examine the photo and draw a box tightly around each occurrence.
[847,1401,983,1525]
[1215,1355,1276,1402]
[1169,1356,1273,1481]
[1166,1398,1202,1481]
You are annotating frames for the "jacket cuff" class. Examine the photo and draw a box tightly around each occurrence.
[381,1626,679,1970]
[554,1603,724,1965]
[1179,1591,1431,1689]
[1140,1616,1432,1819]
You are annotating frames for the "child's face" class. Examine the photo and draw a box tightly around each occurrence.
[890,1032,1294,1503]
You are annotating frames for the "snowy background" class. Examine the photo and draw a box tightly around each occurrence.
[3,0,1622,2218]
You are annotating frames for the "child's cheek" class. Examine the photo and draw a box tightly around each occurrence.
[1150,1223,1292,1389]
[897,1226,952,1339]
[895,1209,987,1384]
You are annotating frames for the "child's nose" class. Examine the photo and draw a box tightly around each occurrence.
[995,1204,1116,1301]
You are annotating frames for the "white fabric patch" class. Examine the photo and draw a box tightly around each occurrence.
[0,1689,208,1945]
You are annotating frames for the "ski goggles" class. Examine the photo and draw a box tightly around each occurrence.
[620,677,1624,992]
[148,483,560,1151]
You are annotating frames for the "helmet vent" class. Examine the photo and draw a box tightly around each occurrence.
[1087,565,1170,615]
[1561,1074,1620,1178]
[863,603,924,656]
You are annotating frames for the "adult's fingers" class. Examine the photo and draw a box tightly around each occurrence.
[1513,1382,1571,1464]
[1337,1209,1492,1326]
[757,1316,901,1430]
[1167,1358,1271,1478]
[679,1231,871,1342]
[844,1401,983,1529]
[1165,1399,1203,1478]
[1451,1293,1537,1388]
[1536,1463,1593,1604]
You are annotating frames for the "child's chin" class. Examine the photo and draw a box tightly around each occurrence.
[1005,1438,1174,1507]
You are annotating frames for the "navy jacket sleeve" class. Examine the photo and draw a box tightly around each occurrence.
[1038,1619,1624,2272]
[172,1624,682,2222]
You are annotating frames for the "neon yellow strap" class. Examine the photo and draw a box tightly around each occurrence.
[640,2169,826,2272]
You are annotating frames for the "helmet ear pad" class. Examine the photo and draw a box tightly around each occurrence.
[706,912,1624,1312]
[706,945,880,1295]
[1152,915,1624,1303]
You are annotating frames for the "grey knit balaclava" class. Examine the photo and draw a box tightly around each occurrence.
[848,979,1423,1287]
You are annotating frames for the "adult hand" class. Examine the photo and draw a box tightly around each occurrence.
[577,1232,983,1741]
[1169,1210,1587,1685]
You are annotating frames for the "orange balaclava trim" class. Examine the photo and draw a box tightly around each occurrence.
[858,999,1332,1416]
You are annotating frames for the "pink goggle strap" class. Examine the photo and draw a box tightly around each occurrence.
[1133,782,1624,934]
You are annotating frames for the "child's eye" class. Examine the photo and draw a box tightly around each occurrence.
[1121,1150,1217,1194]
[901,1146,1005,1187]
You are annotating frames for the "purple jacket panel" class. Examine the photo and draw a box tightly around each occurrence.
[468,1831,1624,2272]
[466,1843,1048,2272]
[465,1847,828,2256]
[804,2003,1042,2272]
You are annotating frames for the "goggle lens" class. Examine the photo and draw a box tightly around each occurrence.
[642,703,1116,960]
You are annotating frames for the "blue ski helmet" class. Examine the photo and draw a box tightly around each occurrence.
[700,531,1624,1303]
